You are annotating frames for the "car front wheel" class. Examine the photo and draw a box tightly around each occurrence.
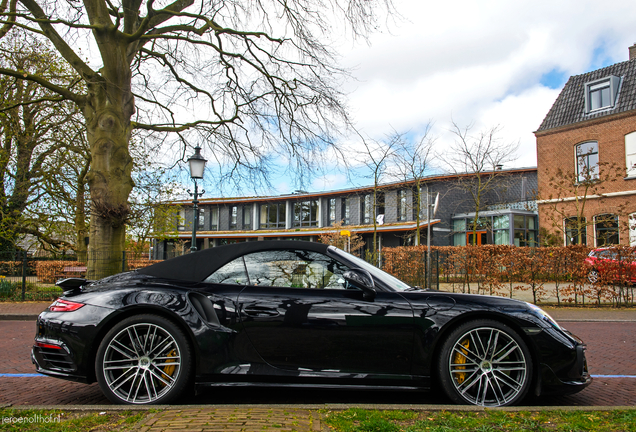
[95,314,192,404]
[588,269,600,284]
[437,319,532,407]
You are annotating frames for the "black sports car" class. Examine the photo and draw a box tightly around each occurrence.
[32,241,591,406]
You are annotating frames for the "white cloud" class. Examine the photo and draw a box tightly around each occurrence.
[329,0,636,188]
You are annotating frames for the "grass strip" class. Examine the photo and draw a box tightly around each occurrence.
[0,408,147,431]
[321,408,636,432]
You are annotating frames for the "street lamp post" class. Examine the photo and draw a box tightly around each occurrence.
[187,146,207,252]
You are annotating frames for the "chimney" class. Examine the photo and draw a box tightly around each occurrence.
[630,43,636,60]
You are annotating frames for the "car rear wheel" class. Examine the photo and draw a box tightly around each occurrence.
[588,269,600,284]
[438,319,532,407]
[96,314,192,404]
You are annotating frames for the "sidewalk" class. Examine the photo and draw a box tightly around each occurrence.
[0,301,51,320]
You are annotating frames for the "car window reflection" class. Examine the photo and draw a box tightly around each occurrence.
[243,250,349,289]
[204,258,249,285]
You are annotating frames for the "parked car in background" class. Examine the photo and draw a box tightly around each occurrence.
[33,241,590,407]
[585,247,636,284]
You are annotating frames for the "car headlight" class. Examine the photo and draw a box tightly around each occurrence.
[526,303,561,330]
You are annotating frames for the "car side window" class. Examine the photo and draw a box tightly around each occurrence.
[204,258,249,285]
[242,249,349,289]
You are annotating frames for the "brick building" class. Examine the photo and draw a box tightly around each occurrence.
[535,44,636,246]
[153,168,537,258]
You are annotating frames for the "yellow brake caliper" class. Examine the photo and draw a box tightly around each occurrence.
[453,339,470,384]
[161,349,177,386]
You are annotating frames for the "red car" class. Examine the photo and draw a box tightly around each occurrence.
[585,247,636,284]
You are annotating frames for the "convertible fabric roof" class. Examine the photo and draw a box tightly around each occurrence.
[137,240,331,282]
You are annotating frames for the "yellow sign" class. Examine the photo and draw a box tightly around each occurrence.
[340,230,351,237]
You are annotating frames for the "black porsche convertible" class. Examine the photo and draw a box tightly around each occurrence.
[32,240,590,406]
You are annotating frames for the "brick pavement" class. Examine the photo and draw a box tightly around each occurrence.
[1,320,635,407]
[138,408,321,432]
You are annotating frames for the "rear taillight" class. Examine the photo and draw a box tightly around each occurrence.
[35,341,63,350]
[48,299,85,312]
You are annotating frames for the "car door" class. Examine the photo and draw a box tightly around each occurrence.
[235,249,414,376]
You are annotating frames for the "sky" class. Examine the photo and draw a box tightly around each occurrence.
[276,0,636,194]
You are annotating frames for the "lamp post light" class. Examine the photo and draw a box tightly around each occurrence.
[187,146,207,252]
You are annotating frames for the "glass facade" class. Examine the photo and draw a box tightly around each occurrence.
[452,213,537,247]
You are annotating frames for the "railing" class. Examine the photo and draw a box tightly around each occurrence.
[0,250,174,301]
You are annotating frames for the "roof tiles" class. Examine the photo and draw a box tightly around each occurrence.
[536,58,636,132]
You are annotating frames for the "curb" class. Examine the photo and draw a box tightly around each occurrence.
[2,404,636,412]
[0,315,39,321]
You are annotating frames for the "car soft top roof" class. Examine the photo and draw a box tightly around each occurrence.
[137,240,332,282]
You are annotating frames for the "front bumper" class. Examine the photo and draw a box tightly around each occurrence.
[538,341,592,396]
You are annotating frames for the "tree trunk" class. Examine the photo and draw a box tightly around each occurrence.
[83,74,134,279]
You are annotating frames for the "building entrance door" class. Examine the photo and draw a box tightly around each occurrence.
[467,231,488,245]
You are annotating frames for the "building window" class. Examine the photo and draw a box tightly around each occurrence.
[260,203,286,229]
[341,198,350,225]
[397,190,408,222]
[513,215,537,247]
[177,208,186,231]
[626,132,636,177]
[565,217,587,245]
[595,214,619,246]
[293,200,318,227]
[230,206,238,230]
[209,207,219,231]
[361,194,373,224]
[630,213,636,247]
[328,198,336,226]
[198,208,205,229]
[584,75,620,113]
[412,187,423,220]
[452,219,466,246]
[576,141,599,182]
[493,215,510,245]
[243,205,252,230]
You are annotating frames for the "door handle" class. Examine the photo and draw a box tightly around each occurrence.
[243,306,280,317]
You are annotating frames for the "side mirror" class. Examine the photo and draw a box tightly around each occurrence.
[343,268,376,301]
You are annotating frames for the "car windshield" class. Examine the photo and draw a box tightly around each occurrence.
[328,246,413,292]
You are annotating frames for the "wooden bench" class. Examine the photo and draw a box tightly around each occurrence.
[55,266,87,281]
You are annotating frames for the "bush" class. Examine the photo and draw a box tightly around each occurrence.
[0,276,20,298]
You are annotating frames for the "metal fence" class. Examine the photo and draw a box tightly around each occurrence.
[0,250,163,301]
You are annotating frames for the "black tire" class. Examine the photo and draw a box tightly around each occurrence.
[437,319,532,407]
[95,314,192,404]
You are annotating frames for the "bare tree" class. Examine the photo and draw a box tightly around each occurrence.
[393,126,435,245]
[541,162,628,246]
[0,33,82,253]
[438,122,518,245]
[355,132,399,263]
[0,0,394,277]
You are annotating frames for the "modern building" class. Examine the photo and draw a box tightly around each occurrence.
[153,168,538,258]
[535,44,636,247]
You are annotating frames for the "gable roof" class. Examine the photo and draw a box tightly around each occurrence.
[536,59,636,133]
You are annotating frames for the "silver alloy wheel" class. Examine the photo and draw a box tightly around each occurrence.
[101,322,182,404]
[588,269,600,284]
[448,326,528,407]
